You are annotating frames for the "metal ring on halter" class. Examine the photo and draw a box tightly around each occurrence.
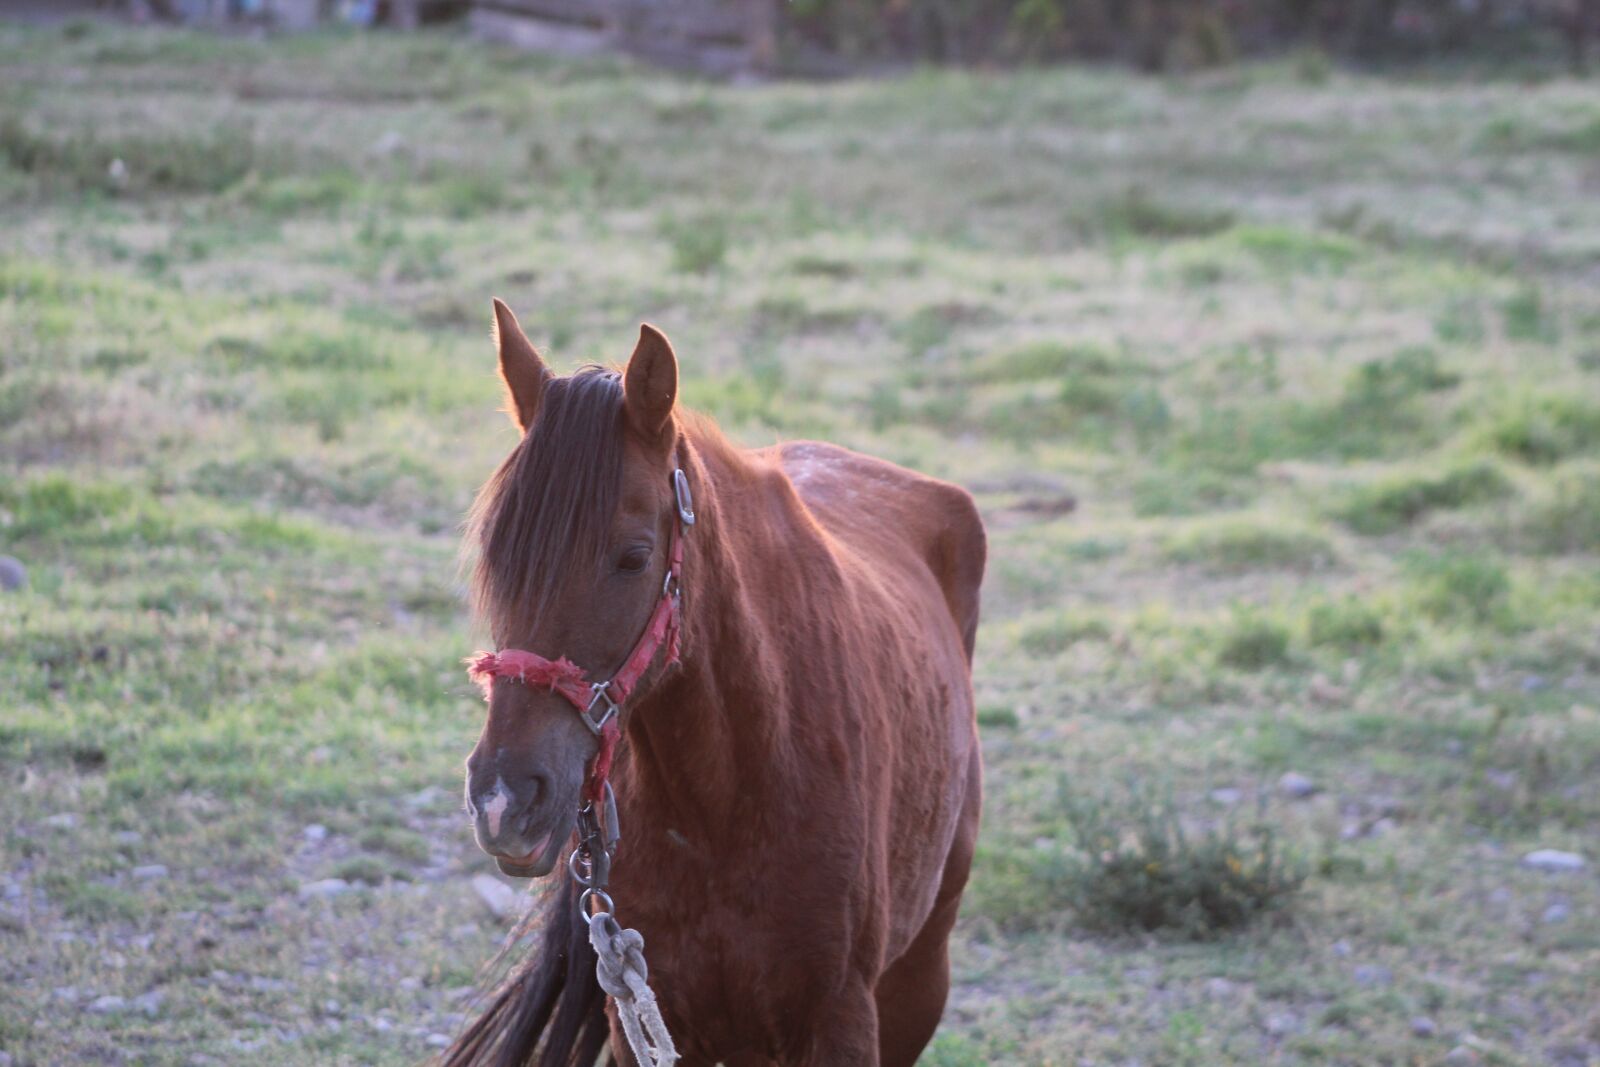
[583,682,619,735]
[661,568,679,599]
[579,888,614,916]
[673,468,695,526]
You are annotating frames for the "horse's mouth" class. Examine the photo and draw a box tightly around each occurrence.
[490,820,567,879]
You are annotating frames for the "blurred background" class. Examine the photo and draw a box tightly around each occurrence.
[1,2,1597,1065]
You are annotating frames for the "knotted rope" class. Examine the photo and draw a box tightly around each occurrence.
[588,911,678,1067]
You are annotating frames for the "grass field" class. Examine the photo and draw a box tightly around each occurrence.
[2,20,1599,1067]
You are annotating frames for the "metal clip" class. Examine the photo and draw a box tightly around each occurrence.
[601,781,621,852]
[672,468,695,527]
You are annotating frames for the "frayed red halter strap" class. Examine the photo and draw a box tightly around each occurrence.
[466,468,694,805]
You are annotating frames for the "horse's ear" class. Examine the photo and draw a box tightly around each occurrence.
[491,298,549,433]
[623,323,678,442]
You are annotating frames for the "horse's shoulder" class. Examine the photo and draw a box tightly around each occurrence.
[773,441,986,659]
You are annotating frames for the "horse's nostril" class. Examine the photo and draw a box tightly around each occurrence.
[522,774,547,807]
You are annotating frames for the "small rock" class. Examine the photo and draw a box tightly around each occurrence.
[0,1049,14,1066]
[1443,1047,1480,1066]
[132,990,165,1017]
[1353,964,1393,988]
[53,986,80,1003]
[1542,901,1571,924]
[297,878,351,900]
[322,999,343,1017]
[113,831,143,846]
[1278,772,1317,799]
[370,1017,394,1033]
[1522,849,1586,873]
[1331,939,1352,957]
[302,824,328,843]
[87,995,127,1014]
[131,864,168,882]
[1369,817,1396,838]
[1411,1016,1437,1038]
[1263,1011,1299,1037]
[1208,787,1243,806]
[1204,977,1237,1000]
[425,1033,451,1049]
[471,874,519,921]
[43,813,79,829]
[0,555,27,592]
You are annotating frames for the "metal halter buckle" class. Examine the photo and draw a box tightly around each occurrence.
[583,681,620,735]
[673,468,695,527]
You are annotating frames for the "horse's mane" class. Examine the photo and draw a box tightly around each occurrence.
[440,871,609,1067]
[467,366,626,639]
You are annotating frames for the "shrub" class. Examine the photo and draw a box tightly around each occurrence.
[1058,781,1306,938]
[965,780,1307,937]
[1333,460,1514,535]
[1216,610,1293,670]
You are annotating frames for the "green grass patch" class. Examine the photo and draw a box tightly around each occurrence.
[1162,515,1335,572]
[974,340,1125,384]
[1520,462,1600,555]
[1403,551,1513,627]
[1332,459,1513,535]
[1017,610,1113,655]
[1215,609,1294,671]
[0,113,266,196]
[1477,393,1600,466]
[1304,596,1387,653]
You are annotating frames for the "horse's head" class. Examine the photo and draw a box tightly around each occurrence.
[463,299,684,878]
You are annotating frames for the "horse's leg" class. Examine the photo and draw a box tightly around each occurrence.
[874,747,981,1067]
[871,893,959,1067]
[798,977,881,1066]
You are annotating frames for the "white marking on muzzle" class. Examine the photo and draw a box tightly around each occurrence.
[482,776,511,839]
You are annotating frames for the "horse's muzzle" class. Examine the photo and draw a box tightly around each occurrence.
[467,774,569,878]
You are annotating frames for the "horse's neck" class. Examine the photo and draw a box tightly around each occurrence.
[621,430,804,829]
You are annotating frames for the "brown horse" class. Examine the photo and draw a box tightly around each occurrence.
[445,300,986,1067]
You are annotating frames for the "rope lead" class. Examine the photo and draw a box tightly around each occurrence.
[588,911,679,1066]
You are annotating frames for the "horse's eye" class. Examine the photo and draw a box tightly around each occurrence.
[616,546,652,575]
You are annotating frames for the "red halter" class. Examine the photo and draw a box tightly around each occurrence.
[467,469,694,804]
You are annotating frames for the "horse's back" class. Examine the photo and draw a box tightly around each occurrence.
[773,440,986,662]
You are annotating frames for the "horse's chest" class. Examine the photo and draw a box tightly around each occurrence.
[621,859,855,1055]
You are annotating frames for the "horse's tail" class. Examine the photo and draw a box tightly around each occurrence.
[440,871,610,1067]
